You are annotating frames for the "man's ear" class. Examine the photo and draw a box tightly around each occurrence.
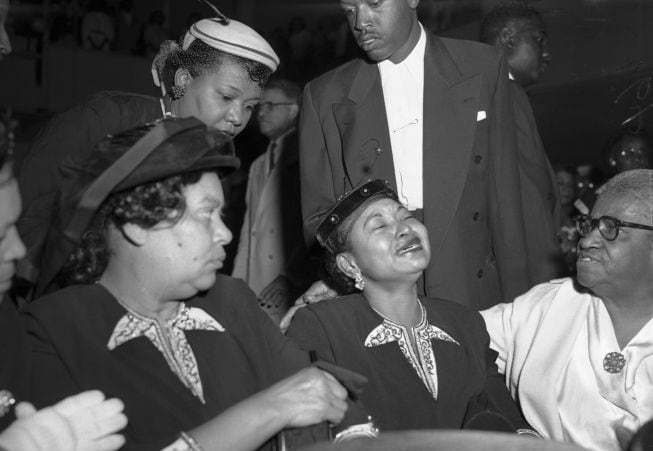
[173,68,192,90]
[120,223,148,247]
[499,26,515,49]
[288,104,300,122]
[336,253,359,280]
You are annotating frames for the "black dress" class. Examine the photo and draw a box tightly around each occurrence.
[286,294,529,432]
[23,275,309,450]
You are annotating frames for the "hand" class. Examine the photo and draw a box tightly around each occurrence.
[279,280,338,333]
[297,280,338,306]
[262,367,348,428]
[0,390,127,451]
[259,276,294,310]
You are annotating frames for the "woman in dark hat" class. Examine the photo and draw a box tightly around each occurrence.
[17,11,280,296]
[286,180,533,434]
[23,118,357,450]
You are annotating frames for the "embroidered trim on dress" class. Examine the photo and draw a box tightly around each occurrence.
[107,302,225,403]
[364,301,459,399]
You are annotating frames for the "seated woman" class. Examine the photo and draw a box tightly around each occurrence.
[482,169,653,451]
[286,180,531,433]
[22,118,358,450]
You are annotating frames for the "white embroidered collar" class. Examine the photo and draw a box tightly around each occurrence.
[365,300,459,399]
[107,299,225,403]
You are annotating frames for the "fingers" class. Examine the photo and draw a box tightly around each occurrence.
[86,434,126,451]
[319,370,347,400]
[14,402,37,418]
[53,390,106,416]
[279,305,302,333]
[70,398,127,441]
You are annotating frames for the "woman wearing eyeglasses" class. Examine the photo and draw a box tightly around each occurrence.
[481,168,653,451]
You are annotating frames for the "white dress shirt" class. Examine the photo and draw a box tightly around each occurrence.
[378,24,426,210]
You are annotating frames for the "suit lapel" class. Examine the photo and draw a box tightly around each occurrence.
[332,61,396,193]
[423,34,482,254]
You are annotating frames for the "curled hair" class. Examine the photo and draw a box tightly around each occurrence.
[153,38,272,94]
[322,195,388,295]
[56,171,204,287]
[480,2,542,44]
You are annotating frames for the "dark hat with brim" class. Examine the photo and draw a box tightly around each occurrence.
[35,116,239,297]
[315,179,398,249]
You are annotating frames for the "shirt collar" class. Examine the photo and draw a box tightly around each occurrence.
[378,22,426,75]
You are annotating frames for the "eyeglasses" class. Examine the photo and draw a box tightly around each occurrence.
[574,214,653,241]
[255,102,296,112]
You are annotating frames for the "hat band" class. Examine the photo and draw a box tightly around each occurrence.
[186,21,279,71]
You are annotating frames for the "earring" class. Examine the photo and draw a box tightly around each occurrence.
[170,84,186,100]
[354,272,365,291]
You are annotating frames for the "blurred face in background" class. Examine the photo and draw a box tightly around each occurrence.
[0,166,26,296]
[256,87,299,140]
[0,0,12,62]
[556,169,576,208]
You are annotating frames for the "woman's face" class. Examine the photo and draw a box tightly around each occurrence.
[145,172,232,300]
[0,175,26,295]
[175,60,262,138]
[344,197,430,288]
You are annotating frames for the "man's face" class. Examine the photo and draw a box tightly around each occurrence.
[175,60,263,139]
[256,88,298,140]
[576,192,653,301]
[505,17,551,86]
[340,0,419,63]
[0,173,26,296]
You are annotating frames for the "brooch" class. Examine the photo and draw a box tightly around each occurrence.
[603,351,626,374]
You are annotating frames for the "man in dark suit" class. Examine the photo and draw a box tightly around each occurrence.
[233,79,314,323]
[299,0,531,309]
[481,3,564,283]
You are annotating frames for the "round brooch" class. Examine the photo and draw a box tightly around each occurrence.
[603,351,626,374]
[0,389,15,417]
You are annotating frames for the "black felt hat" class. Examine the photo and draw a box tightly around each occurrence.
[315,179,398,249]
[35,116,239,297]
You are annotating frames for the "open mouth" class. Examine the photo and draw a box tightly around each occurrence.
[397,237,422,255]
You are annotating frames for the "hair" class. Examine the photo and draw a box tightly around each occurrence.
[0,126,14,188]
[55,171,206,287]
[265,78,302,106]
[480,2,542,45]
[153,38,272,94]
[600,169,653,224]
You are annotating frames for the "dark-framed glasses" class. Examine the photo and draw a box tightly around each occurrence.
[256,102,296,112]
[574,214,653,241]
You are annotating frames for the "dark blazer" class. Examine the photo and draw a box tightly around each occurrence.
[510,80,564,283]
[287,294,529,432]
[299,31,531,308]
